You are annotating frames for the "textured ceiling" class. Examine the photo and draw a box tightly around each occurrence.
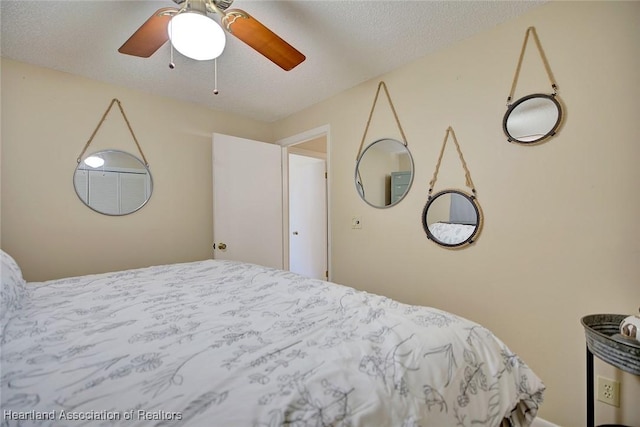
[1,1,543,123]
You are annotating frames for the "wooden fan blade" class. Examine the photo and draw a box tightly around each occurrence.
[222,9,305,71]
[118,8,177,58]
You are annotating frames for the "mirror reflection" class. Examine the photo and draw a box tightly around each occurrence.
[74,149,153,216]
[503,94,562,144]
[422,190,482,247]
[355,138,414,208]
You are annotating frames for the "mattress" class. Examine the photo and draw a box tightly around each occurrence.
[1,253,544,426]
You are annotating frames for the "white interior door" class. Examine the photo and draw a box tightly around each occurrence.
[288,154,327,279]
[213,133,283,269]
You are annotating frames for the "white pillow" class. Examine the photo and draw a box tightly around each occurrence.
[1,249,27,327]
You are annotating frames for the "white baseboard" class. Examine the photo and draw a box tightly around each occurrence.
[531,417,559,427]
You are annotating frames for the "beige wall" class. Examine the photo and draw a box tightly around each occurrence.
[2,2,640,426]
[1,59,272,281]
[273,2,640,426]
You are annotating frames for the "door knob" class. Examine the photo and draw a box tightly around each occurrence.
[218,243,227,250]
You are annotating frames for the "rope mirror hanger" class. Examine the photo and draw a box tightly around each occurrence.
[74,99,153,216]
[355,81,409,161]
[422,127,483,249]
[503,26,564,145]
[355,81,414,209]
[77,98,149,166]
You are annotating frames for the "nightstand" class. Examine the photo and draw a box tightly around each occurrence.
[581,314,640,427]
[390,171,411,204]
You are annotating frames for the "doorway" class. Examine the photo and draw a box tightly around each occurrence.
[278,126,330,281]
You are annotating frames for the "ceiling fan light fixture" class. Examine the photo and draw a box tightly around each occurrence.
[168,11,226,61]
[84,156,105,168]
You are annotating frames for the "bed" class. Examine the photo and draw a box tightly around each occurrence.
[427,222,476,245]
[1,250,544,426]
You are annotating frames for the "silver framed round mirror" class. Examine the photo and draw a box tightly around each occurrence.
[355,138,414,208]
[503,93,562,144]
[421,189,482,248]
[73,149,153,216]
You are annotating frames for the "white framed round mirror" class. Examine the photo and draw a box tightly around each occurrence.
[421,189,482,248]
[73,149,153,216]
[355,138,414,208]
[503,93,562,144]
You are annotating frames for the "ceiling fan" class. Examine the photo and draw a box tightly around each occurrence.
[118,0,306,71]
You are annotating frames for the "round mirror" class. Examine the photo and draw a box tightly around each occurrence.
[503,93,562,144]
[355,138,414,208]
[421,189,482,248]
[73,150,153,216]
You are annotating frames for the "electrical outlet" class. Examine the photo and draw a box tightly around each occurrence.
[597,376,620,407]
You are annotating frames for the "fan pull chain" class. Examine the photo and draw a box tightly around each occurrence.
[213,58,219,95]
[169,23,176,69]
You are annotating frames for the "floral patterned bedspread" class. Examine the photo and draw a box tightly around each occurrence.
[1,260,544,426]
[428,222,476,245]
